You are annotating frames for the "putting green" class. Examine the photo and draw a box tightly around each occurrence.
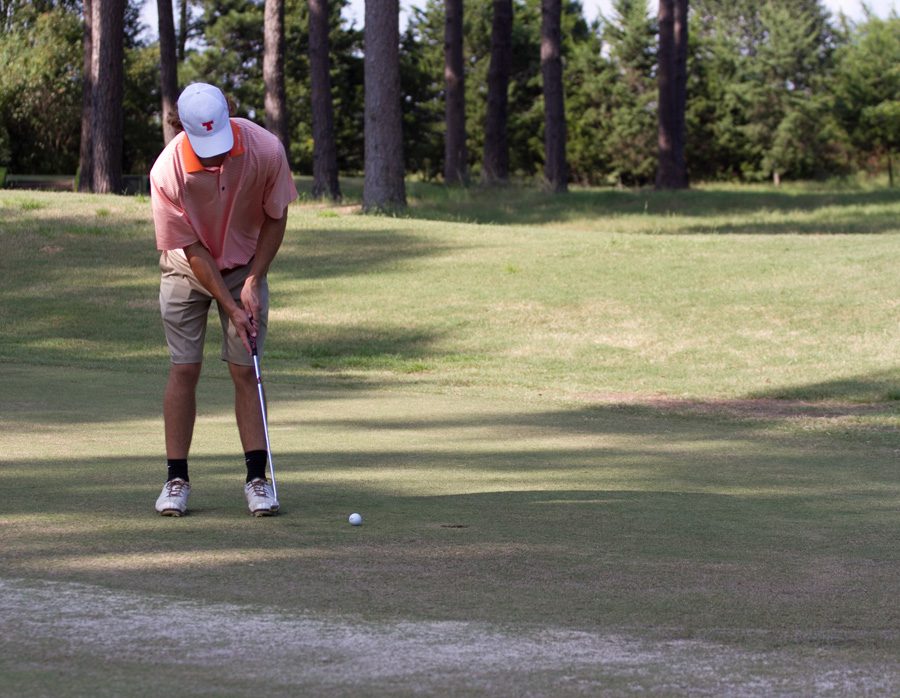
[2,361,899,695]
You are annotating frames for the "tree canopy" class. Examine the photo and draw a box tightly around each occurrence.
[0,0,897,185]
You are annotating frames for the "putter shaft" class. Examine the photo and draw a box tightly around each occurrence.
[250,339,278,500]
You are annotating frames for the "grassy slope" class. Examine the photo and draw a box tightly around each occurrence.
[3,184,900,402]
[1,183,899,692]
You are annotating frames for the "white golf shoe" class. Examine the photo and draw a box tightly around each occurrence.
[244,478,279,517]
[155,478,191,516]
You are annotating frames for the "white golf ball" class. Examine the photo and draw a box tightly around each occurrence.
[349,513,363,526]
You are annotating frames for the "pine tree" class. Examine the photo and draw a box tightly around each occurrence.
[309,0,341,199]
[541,0,567,191]
[602,0,657,185]
[655,0,688,188]
[78,0,93,190]
[690,0,841,181]
[834,14,900,184]
[264,0,289,159]
[158,0,179,145]
[363,0,406,211]
[444,0,467,184]
[90,0,125,193]
[482,0,513,184]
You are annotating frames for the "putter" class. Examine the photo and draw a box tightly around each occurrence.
[249,332,278,502]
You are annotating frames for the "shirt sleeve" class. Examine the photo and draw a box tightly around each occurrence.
[262,143,299,219]
[151,170,199,251]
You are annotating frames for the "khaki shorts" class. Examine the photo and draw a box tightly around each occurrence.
[159,250,268,366]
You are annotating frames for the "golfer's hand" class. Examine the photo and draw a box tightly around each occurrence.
[240,276,263,336]
[229,306,255,355]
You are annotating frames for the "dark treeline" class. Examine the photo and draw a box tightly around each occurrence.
[0,0,897,188]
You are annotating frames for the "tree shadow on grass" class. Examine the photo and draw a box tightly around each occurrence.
[3,408,900,641]
[3,355,900,643]
[0,322,448,425]
[275,227,460,279]
[0,209,455,374]
[274,324,449,371]
[302,175,900,228]
[685,207,900,235]
[746,368,900,403]
[405,184,900,234]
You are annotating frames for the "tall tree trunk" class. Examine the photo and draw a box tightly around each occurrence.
[309,0,341,200]
[540,0,567,192]
[177,0,188,62]
[264,0,290,161]
[655,0,689,189]
[673,0,687,174]
[77,0,93,192]
[91,0,125,194]
[158,0,179,145]
[482,0,512,185]
[363,0,406,212]
[443,0,467,185]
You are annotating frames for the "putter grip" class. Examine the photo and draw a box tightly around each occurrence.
[249,333,258,357]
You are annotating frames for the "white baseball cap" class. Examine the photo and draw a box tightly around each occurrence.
[177,83,234,158]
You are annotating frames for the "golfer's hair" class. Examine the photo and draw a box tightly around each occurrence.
[166,95,238,133]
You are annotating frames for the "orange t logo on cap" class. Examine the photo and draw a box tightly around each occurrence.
[202,120,215,131]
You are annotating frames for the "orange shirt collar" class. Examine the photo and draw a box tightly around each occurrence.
[181,121,245,174]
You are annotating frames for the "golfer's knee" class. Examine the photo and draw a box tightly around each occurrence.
[228,362,255,386]
[169,362,202,387]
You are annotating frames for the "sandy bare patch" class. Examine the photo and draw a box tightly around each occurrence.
[2,577,897,696]
[301,202,361,215]
[19,549,323,573]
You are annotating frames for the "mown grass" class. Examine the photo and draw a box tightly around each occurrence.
[3,184,899,402]
[1,183,900,693]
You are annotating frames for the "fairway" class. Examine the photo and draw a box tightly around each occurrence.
[2,184,900,695]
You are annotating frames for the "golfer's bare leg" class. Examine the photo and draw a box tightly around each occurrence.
[229,362,266,452]
[164,362,202,458]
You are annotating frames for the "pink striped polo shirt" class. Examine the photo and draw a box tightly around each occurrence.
[150,117,298,270]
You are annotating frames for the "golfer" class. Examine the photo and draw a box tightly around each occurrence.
[149,82,298,517]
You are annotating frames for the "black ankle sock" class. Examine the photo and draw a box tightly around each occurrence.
[167,459,189,482]
[245,450,267,483]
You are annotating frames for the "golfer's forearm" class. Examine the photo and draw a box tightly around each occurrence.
[183,243,239,314]
[248,209,287,280]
